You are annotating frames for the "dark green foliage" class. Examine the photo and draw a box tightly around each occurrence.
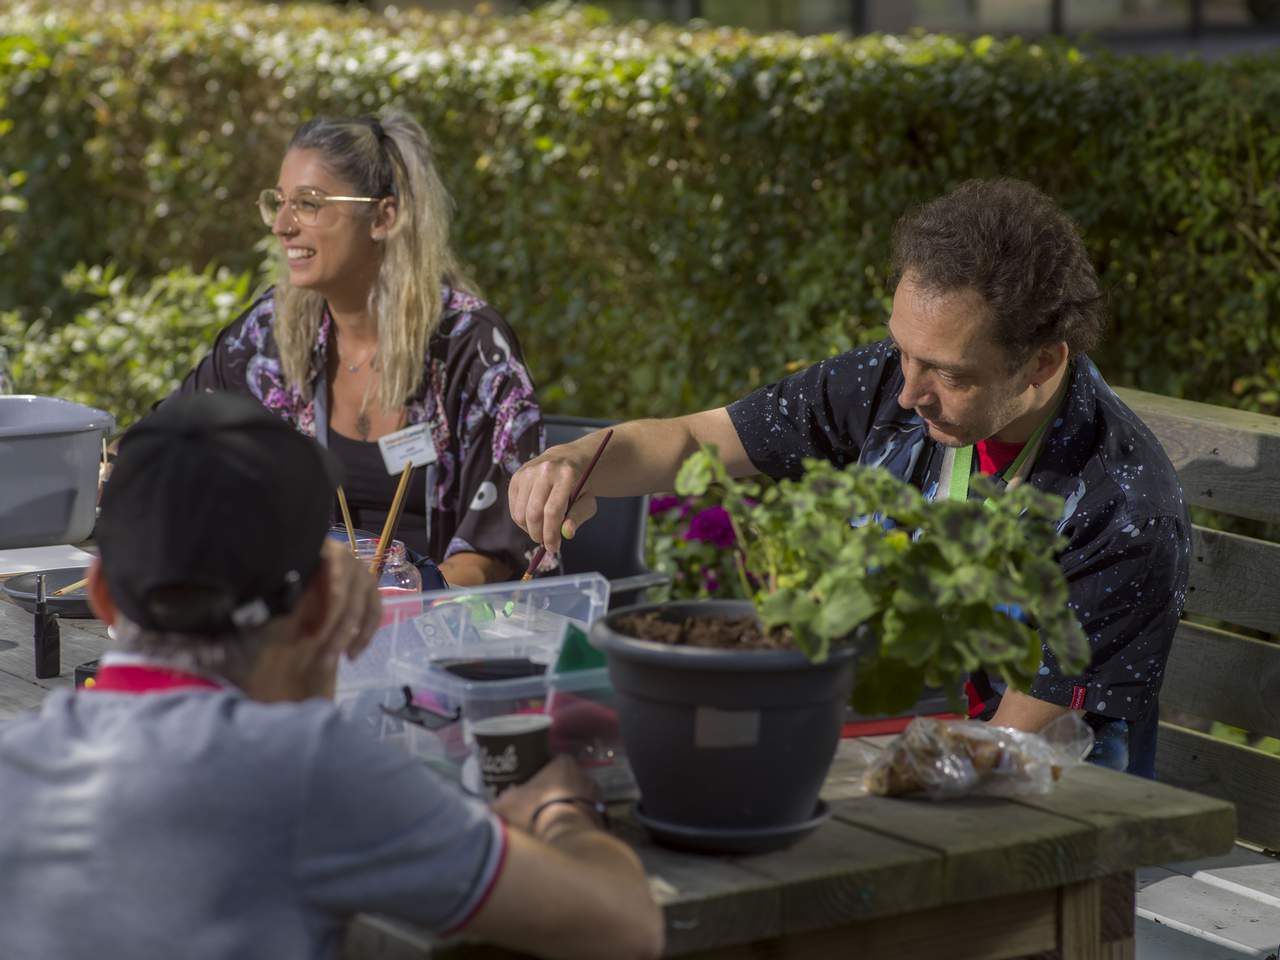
[0,262,258,425]
[2,1,1278,425]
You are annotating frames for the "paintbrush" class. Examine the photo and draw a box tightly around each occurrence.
[521,428,614,582]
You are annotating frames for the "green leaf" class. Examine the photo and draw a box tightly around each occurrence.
[851,657,926,717]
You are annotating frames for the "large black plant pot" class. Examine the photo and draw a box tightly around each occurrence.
[590,600,857,854]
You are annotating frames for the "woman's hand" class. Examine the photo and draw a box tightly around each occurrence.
[314,538,382,664]
[509,444,600,557]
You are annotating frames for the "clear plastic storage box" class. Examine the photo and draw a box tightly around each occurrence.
[335,573,634,798]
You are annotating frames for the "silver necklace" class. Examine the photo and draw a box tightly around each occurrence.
[339,348,377,374]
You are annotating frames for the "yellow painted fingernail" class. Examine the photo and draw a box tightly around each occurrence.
[560,523,574,540]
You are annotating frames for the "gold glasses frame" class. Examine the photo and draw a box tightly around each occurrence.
[257,187,385,228]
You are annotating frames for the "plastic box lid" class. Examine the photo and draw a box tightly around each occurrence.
[333,572,630,795]
[336,571,610,696]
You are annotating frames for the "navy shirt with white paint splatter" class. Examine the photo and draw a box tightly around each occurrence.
[727,339,1191,776]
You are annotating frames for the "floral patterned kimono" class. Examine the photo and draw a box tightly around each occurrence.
[166,285,544,573]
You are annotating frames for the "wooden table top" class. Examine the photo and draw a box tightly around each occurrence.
[0,597,1237,956]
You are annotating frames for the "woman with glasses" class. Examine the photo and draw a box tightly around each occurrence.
[163,112,543,586]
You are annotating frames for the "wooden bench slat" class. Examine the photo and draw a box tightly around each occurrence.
[1009,763,1236,873]
[731,815,944,937]
[1161,621,1280,740]
[1118,387,1280,526]
[1184,525,1280,636]
[830,794,1097,904]
[0,601,106,707]
[674,886,1061,960]
[1136,866,1280,956]
[1156,722,1280,851]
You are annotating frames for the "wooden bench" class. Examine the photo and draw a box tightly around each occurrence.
[1118,387,1280,957]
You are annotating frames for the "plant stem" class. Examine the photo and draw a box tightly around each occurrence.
[722,491,755,600]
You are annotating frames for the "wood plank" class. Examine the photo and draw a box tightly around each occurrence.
[1099,872,1136,945]
[1010,763,1236,873]
[830,793,1097,904]
[1136,866,1280,956]
[1184,526,1280,635]
[1025,873,1135,960]
[675,887,1059,960]
[1134,915,1233,960]
[1060,879,1102,960]
[1117,387,1280,526]
[1161,845,1280,909]
[608,814,786,956]
[1161,621,1280,740]
[0,667,47,718]
[1156,723,1280,851]
[729,814,943,936]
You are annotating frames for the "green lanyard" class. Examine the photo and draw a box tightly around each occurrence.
[946,410,1056,504]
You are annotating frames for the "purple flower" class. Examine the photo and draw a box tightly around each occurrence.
[649,495,683,517]
[702,568,720,594]
[683,506,736,549]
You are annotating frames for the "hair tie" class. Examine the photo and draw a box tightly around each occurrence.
[369,118,386,142]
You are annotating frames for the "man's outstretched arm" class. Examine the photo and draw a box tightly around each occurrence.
[510,407,754,555]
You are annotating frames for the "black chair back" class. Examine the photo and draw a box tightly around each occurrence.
[541,415,666,607]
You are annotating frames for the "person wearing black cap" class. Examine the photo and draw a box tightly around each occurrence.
[0,393,662,960]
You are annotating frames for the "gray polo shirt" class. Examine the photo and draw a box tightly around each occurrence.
[0,685,505,959]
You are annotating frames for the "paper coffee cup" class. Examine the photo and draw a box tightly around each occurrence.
[472,713,553,797]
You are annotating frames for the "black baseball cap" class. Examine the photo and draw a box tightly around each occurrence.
[97,392,342,635]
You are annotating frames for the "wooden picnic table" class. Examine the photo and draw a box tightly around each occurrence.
[0,596,1237,960]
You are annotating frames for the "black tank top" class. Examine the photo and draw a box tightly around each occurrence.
[326,427,431,557]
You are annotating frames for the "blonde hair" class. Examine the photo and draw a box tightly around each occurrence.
[273,112,476,410]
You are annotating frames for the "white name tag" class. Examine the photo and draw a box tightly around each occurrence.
[377,423,437,474]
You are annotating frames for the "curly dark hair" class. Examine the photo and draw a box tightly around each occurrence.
[891,178,1106,367]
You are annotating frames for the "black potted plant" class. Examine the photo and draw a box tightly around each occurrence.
[590,447,1088,853]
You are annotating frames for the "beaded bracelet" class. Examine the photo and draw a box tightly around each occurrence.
[529,795,610,833]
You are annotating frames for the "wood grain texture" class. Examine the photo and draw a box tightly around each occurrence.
[609,814,786,955]
[1156,722,1280,851]
[829,793,1096,903]
[1161,621,1280,740]
[1117,387,1280,526]
[0,599,107,718]
[1183,526,1280,635]
[1025,873,1137,960]
[0,667,47,717]
[1059,879,1102,960]
[730,814,942,936]
[674,887,1058,960]
[1011,763,1236,873]
[1098,872,1136,944]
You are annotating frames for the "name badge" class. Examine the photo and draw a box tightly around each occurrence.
[377,423,437,474]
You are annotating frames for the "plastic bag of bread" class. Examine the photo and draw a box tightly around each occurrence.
[863,714,1095,799]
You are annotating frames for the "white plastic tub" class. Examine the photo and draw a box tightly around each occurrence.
[334,573,634,798]
[0,395,115,549]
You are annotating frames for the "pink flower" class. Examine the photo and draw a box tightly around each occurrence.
[683,506,736,549]
[649,495,683,516]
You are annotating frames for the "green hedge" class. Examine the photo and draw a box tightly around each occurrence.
[3,1,1280,426]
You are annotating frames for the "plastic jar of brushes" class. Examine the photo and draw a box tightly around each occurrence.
[352,538,422,629]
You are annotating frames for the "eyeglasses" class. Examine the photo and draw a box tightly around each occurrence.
[257,187,383,228]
